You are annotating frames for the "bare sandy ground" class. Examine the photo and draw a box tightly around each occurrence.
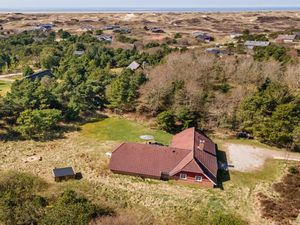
[226,144,300,172]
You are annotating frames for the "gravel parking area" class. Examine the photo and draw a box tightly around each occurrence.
[226,144,300,172]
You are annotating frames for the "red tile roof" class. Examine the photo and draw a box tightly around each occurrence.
[171,127,218,182]
[109,128,218,185]
[109,143,191,178]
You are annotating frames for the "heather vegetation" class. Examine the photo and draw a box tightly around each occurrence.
[0,171,112,225]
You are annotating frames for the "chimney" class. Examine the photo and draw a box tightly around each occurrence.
[198,140,205,151]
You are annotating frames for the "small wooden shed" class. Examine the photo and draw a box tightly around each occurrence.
[53,167,75,182]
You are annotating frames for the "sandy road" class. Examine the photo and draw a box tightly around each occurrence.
[226,143,300,172]
[0,73,22,81]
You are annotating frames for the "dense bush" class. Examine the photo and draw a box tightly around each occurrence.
[238,79,300,148]
[40,190,112,225]
[0,171,47,225]
[15,109,62,140]
[0,171,112,225]
[107,70,146,111]
[156,111,176,133]
[22,65,34,76]
[254,44,291,63]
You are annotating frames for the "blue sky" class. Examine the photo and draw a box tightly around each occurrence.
[1,0,300,9]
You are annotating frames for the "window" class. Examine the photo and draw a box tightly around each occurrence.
[195,175,202,182]
[179,173,187,180]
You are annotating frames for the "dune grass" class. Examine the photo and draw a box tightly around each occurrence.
[80,117,172,145]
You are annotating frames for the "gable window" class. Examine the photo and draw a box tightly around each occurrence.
[195,175,202,182]
[179,173,187,180]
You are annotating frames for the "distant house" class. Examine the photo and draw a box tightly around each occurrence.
[25,70,54,81]
[113,27,131,34]
[127,61,140,71]
[80,25,94,32]
[230,33,243,39]
[37,24,54,32]
[96,34,113,42]
[206,48,229,56]
[102,25,120,30]
[244,40,270,49]
[53,167,75,182]
[74,50,85,56]
[150,27,164,33]
[294,31,300,37]
[109,128,218,188]
[192,32,214,42]
[276,34,297,43]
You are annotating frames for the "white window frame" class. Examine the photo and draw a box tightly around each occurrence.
[179,173,187,180]
[195,175,202,182]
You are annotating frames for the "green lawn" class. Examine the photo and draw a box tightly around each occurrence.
[80,117,173,145]
[0,80,12,96]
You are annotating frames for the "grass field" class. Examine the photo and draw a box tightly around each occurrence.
[81,117,172,145]
[0,80,12,96]
[0,116,297,225]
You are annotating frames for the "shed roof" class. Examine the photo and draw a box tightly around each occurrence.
[276,34,296,41]
[53,167,75,178]
[127,61,140,71]
[244,40,270,47]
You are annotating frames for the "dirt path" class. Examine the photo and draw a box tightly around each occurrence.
[0,73,22,81]
[226,144,300,172]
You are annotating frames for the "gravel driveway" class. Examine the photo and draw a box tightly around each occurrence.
[226,144,300,172]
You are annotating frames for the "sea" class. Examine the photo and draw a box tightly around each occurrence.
[0,7,300,13]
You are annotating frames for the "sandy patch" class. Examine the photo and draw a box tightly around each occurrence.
[123,13,136,21]
[226,144,300,172]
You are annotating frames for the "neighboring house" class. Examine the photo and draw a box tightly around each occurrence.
[109,128,218,188]
[96,34,113,42]
[294,31,300,37]
[113,27,131,33]
[192,32,214,42]
[74,50,85,56]
[80,25,94,32]
[230,33,243,39]
[53,167,75,182]
[25,70,54,80]
[276,34,297,43]
[150,27,164,33]
[244,40,270,49]
[102,25,120,30]
[206,48,229,56]
[37,24,54,32]
[127,61,140,71]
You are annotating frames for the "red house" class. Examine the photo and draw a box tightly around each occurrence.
[109,127,218,187]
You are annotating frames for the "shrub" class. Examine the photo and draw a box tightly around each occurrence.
[288,166,299,174]
[145,42,160,49]
[15,109,62,140]
[22,65,34,76]
[40,190,112,225]
[156,111,176,133]
[0,171,47,225]
[174,33,182,39]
